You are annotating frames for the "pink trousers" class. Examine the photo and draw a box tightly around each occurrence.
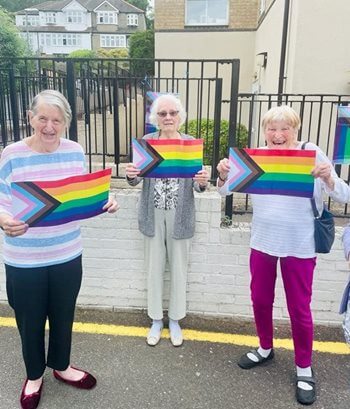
[250,249,316,368]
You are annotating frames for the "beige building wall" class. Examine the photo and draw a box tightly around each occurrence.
[155,31,256,93]
[155,0,350,96]
[286,0,350,94]
[256,0,350,94]
[154,0,261,96]
[253,0,284,93]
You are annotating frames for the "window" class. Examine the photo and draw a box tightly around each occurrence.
[66,11,83,23]
[45,12,56,24]
[20,32,35,48]
[127,14,138,26]
[39,33,82,47]
[259,0,266,15]
[186,0,228,25]
[97,11,117,24]
[22,15,40,26]
[100,35,126,48]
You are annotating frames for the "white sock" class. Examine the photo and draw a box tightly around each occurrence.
[148,319,163,338]
[169,319,182,338]
[297,366,313,391]
[247,346,271,362]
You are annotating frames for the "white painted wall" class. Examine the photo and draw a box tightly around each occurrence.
[0,189,348,325]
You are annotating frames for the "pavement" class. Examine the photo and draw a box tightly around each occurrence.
[0,303,350,409]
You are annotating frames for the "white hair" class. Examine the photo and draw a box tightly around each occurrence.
[148,94,187,128]
[29,89,72,127]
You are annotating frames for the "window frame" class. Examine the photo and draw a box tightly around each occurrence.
[259,0,266,15]
[22,15,40,26]
[96,11,118,25]
[66,10,83,24]
[45,12,57,24]
[100,34,126,48]
[127,13,138,26]
[185,0,229,26]
[39,33,82,47]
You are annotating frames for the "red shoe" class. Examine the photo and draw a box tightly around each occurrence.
[53,367,96,390]
[20,379,43,409]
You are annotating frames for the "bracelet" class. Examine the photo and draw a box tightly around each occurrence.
[218,174,227,182]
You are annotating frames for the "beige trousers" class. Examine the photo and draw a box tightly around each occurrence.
[144,208,191,320]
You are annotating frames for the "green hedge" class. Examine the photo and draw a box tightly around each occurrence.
[182,119,248,165]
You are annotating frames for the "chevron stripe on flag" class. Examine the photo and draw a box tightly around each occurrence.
[228,148,264,191]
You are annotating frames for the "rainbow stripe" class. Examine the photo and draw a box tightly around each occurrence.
[12,169,112,227]
[229,148,316,198]
[332,106,350,164]
[133,138,203,178]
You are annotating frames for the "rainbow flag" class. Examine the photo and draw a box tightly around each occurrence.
[132,138,203,178]
[11,168,112,227]
[332,106,350,164]
[228,147,315,198]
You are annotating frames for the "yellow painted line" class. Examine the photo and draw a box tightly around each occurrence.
[1,316,349,355]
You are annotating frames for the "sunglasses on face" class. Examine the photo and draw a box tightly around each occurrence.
[157,110,179,118]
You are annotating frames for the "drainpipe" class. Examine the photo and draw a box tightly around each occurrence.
[278,0,290,103]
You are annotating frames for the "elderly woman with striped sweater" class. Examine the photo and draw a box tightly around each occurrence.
[0,90,118,409]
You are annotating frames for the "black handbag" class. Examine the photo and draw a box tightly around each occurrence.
[301,141,335,253]
[311,197,335,253]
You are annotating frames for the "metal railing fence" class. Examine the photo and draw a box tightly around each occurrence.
[1,57,350,216]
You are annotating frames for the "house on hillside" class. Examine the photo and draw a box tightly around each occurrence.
[15,0,146,55]
[154,0,350,95]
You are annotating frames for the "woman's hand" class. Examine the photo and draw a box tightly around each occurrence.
[311,163,335,190]
[103,197,120,214]
[0,214,28,237]
[125,163,140,179]
[193,169,209,188]
[216,158,230,186]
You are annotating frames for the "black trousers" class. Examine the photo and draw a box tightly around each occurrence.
[5,255,82,380]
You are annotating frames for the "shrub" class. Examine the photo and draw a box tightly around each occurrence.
[182,119,248,165]
[128,30,154,77]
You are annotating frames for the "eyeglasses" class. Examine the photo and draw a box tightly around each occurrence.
[157,110,179,118]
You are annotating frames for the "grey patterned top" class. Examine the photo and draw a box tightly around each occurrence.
[154,178,179,210]
[126,132,206,239]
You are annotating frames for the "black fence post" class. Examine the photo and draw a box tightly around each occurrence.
[9,67,20,142]
[113,78,120,169]
[0,76,8,147]
[66,60,78,142]
[212,78,222,179]
[225,59,240,220]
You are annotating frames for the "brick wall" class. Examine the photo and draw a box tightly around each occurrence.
[0,189,348,325]
[155,0,259,31]
[155,0,185,30]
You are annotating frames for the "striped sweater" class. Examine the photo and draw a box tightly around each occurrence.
[218,142,350,258]
[0,138,86,268]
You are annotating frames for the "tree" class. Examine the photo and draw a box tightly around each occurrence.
[128,30,154,77]
[182,120,248,165]
[68,49,97,59]
[0,7,30,68]
[96,48,128,59]
[126,0,148,12]
[0,0,43,13]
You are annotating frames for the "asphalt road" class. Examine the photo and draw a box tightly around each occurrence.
[0,304,349,409]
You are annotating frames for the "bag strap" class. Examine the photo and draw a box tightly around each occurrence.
[301,141,320,218]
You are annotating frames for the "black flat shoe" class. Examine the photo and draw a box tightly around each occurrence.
[296,372,316,405]
[237,348,274,369]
